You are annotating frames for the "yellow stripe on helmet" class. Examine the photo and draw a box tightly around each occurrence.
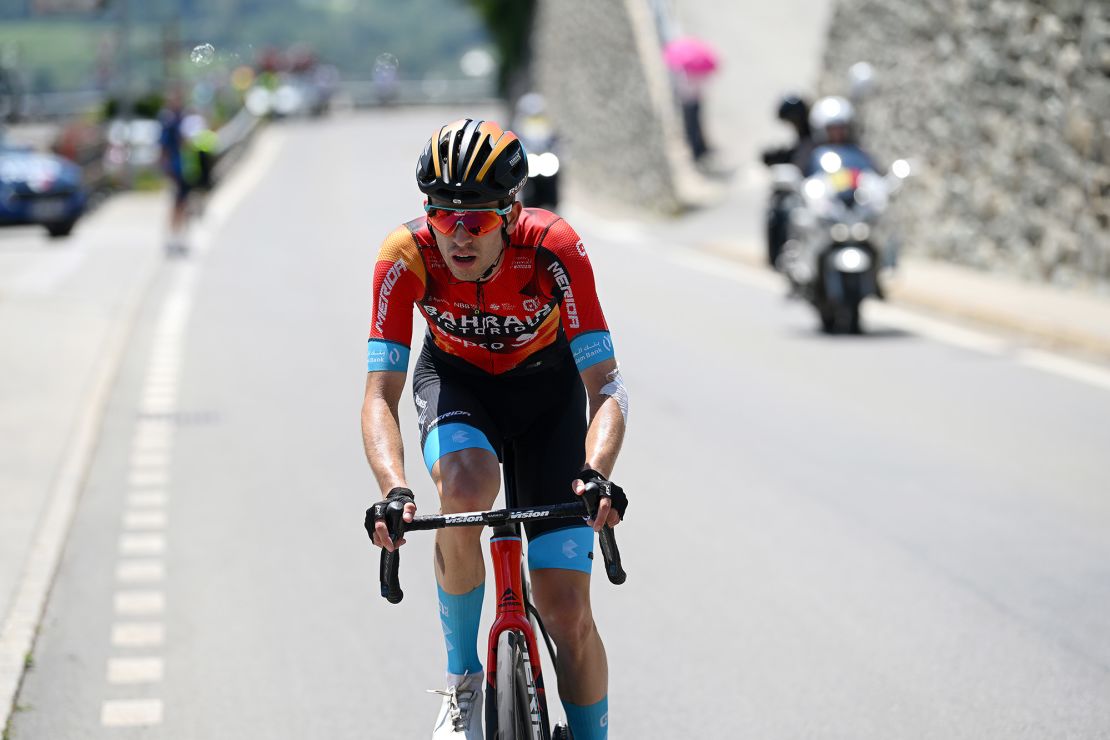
[461,129,491,182]
[475,129,518,183]
[431,124,444,181]
[443,119,468,182]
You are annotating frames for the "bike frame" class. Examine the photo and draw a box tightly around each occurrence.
[486,523,551,736]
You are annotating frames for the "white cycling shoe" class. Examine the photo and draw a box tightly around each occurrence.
[429,672,484,738]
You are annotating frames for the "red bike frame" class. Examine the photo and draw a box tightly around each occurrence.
[487,527,550,723]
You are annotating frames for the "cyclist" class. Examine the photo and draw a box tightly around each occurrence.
[363,119,628,739]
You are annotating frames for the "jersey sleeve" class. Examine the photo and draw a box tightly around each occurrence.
[541,220,615,372]
[367,226,426,372]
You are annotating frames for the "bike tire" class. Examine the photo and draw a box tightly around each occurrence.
[496,630,545,740]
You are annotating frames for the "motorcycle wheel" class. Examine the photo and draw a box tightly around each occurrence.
[818,302,861,334]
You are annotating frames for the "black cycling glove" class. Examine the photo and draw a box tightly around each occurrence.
[577,468,628,520]
[364,487,415,544]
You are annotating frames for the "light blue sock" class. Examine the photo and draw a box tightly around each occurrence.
[437,583,484,675]
[562,696,608,740]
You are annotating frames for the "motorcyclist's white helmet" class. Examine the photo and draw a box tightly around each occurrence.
[809,96,855,143]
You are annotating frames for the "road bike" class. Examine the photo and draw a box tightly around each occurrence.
[375,483,626,739]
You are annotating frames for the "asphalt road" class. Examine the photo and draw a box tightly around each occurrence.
[7,109,1110,739]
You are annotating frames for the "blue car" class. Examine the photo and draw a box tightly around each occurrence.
[0,141,87,238]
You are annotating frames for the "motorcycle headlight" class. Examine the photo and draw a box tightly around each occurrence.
[537,152,559,177]
[831,246,872,273]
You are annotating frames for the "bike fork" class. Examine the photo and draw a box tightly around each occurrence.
[485,524,551,738]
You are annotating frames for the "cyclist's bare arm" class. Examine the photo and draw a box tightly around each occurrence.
[577,357,627,530]
[362,370,416,550]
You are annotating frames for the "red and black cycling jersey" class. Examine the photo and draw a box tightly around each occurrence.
[367,208,614,376]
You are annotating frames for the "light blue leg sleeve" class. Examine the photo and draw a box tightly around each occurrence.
[563,696,608,740]
[437,583,484,675]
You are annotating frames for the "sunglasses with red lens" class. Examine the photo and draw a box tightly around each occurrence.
[424,202,512,237]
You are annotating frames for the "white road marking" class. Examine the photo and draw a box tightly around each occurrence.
[0,236,158,728]
[139,399,177,414]
[143,370,180,386]
[130,451,171,469]
[128,470,169,488]
[100,698,163,727]
[114,591,165,616]
[123,511,168,530]
[141,380,178,395]
[131,435,173,454]
[115,561,165,584]
[669,248,1110,392]
[1,126,285,733]
[865,302,1008,356]
[119,534,166,557]
[107,657,164,685]
[111,622,164,648]
[141,391,178,406]
[1018,349,1110,391]
[127,492,168,508]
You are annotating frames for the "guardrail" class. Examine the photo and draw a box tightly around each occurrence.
[340,78,497,108]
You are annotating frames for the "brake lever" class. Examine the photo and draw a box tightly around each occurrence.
[581,482,627,586]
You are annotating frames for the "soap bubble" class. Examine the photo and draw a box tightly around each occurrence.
[190,43,216,66]
[374,53,399,76]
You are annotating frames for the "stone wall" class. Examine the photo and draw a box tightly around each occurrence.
[820,0,1110,290]
[530,0,691,213]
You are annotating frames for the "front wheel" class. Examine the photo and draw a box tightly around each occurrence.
[46,220,77,238]
[496,630,546,739]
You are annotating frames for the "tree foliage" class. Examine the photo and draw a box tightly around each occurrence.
[463,0,536,95]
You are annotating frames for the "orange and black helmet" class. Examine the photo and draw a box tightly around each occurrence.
[416,119,528,205]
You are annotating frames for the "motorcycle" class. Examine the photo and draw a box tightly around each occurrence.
[779,145,910,334]
[519,121,560,209]
[514,93,560,210]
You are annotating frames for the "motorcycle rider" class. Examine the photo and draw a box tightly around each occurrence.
[513,92,561,209]
[761,95,814,268]
[804,96,878,176]
[761,94,814,170]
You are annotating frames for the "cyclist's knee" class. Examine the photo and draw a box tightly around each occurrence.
[542,602,596,648]
[532,574,595,645]
[434,448,499,512]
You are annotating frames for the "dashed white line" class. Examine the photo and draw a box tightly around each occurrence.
[110,622,164,648]
[141,391,178,406]
[114,591,165,617]
[123,511,168,530]
[96,127,285,734]
[107,657,164,685]
[128,470,170,488]
[119,533,166,557]
[115,560,165,584]
[127,492,169,508]
[129,451,171,468]
[131,434,173,453]
[100,698,163,727]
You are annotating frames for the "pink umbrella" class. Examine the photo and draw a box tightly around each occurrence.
[663,36,719,76]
